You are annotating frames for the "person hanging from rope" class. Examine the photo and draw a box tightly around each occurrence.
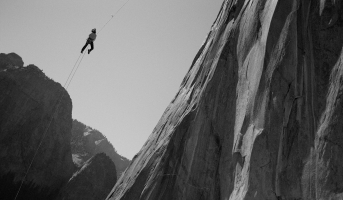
[81,28,97,54]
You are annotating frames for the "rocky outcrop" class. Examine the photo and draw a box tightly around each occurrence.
[59,153,117,200]
[0,53,24,67]
[71,119,130,177]
[0,53,75,199]
[106,1,343,200]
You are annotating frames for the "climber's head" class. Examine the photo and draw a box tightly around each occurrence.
[92,28,96,33]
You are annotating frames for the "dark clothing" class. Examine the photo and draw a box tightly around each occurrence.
[88,32,96,41]
[81,38,94,54]
[81,31,97,54]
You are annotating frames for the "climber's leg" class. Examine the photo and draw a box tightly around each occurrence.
[81,42,89,53]
[88,42,94,54]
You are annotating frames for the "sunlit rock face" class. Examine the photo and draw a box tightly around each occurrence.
[0,53,74,199]
[106,0,343,199]
[59,153,117,200]
[71,119,130,177]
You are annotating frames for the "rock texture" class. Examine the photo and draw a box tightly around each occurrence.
[59,153,117,200]
[71,119,130,177]
[106,0,343,200]
[0,53,75,199]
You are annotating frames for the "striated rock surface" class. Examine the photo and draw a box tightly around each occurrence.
[59,152,117,200]
[71,119,130,177]
[0,53,75,199]
[106,0,343,200]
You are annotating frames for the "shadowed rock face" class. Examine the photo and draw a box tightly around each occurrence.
[71,119,130,177]
[59,153,117,200]
[0,53,24,67]
[106,0,343,200]
[0,53,74,199]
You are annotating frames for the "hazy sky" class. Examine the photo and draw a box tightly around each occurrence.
[0,0,223,159]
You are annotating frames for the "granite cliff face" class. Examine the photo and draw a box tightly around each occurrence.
[71,119,130,177]
[59,153,117,200]
[0,53,74,199]
[107,0,343,200]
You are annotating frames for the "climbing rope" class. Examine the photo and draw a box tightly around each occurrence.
[14,51,86,200]
[98,0,132,34]
[65,52,86,89]
[14,0,133,198]
[64,53,83,88]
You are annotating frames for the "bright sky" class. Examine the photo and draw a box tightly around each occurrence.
[0,0,222,159]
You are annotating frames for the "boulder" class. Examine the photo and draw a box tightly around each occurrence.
[0,52,24,67]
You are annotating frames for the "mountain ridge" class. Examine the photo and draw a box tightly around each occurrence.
[71,119,130,177]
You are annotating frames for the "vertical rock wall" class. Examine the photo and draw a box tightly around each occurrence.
[0,53,74,199]
[106,0,343,199]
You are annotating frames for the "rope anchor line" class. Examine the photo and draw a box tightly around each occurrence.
[98,0,131,34]
[14,51,86,200]
[14,0,133,198]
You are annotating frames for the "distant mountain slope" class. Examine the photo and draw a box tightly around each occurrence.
[71,119,130,177]
[59,153,117,200]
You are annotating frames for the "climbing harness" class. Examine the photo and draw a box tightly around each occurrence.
[14,0,132,198]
